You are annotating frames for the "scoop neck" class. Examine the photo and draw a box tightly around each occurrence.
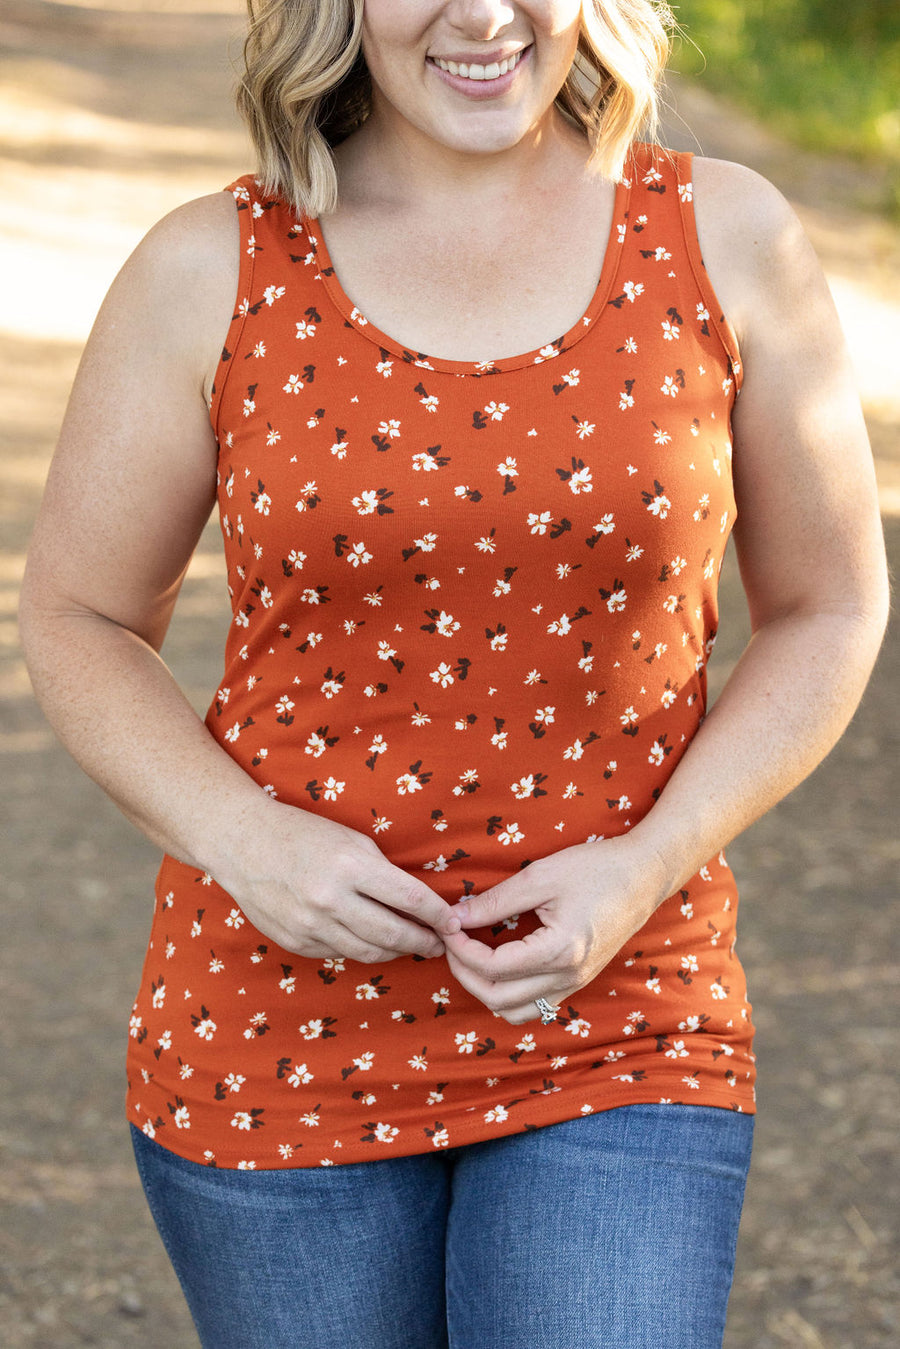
[302,171,633,378]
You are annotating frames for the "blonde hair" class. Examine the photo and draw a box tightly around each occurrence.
[237,0,673,218]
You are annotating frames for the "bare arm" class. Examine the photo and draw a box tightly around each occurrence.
[19,193,459,960]
[444,159,889,1018]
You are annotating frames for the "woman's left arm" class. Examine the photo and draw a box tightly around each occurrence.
[444,159,890,1020]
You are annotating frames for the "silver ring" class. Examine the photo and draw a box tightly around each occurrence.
[535,997,561,1025]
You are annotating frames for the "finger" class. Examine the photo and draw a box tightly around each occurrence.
[454,874,540,929]
[360,862,461,937]
[340,894,448,959]
[442,923,563,982]
[445,946,569,1018]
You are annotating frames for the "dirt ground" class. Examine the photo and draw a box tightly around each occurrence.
[0,4,897,1346]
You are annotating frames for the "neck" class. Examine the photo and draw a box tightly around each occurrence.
[334,99,590,217]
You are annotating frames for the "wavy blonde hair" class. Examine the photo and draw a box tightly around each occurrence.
[237,1,673,218]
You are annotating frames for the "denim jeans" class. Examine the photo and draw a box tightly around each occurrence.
[131,1103,753,1348]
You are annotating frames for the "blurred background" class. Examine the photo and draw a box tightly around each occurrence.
[1,2,897,1345]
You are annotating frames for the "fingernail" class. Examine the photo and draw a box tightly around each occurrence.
[445,915,461,934]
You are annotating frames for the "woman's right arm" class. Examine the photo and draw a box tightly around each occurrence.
[18,193,458,961]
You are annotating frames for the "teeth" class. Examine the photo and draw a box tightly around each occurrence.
[434,49,523,81]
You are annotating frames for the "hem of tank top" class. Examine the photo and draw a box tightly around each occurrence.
[126,1085,758,1170]
[208,181,261,443]
[292,162,637,377]
[673,150,744,392]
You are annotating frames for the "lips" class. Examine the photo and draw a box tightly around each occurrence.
[430,47,528,82]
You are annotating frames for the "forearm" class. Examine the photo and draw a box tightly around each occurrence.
[627,607,887,908]
[20,606,271,879]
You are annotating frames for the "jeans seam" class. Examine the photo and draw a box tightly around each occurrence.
[130,1125,198,1316]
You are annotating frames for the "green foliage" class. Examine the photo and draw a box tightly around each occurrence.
[670,0,900,193]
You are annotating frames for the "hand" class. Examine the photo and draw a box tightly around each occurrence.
[443,837,668,1023]
[214,799,461,962]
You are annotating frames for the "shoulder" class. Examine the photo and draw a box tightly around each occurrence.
[688,157,823,349]
[99,190,241,399]
[119,191,239,309]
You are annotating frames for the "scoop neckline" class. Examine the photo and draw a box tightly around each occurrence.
[302,171,633,377]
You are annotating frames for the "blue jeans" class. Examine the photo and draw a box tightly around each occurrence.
[131,1104,753,1348]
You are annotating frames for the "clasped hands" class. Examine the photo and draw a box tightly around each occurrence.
[443,837,661,1024]
[229,807,664,1025]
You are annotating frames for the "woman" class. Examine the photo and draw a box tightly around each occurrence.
[18,1,888,1345]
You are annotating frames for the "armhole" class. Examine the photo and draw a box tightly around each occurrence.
[208,179,258,440]
[675,152,744,394]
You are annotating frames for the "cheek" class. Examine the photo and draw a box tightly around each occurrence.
[538,0,585,37]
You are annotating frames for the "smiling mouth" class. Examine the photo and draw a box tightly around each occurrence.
[430,47,528,82]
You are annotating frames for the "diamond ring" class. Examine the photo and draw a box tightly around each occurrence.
[535,997,561,1025]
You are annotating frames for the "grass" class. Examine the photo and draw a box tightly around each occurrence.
[669,1,900,212]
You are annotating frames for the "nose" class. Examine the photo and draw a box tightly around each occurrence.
[446,0,517,40]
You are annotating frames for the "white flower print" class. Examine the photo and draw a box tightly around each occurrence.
[485,1105,509,1124]
[497,456,518,477]
[412,451,441,471]
[573,420,595,440]
[644,484,671,518]
[282,374,304,394]
[528,510,552,534]
[497,822,524,846]
[455,1032,477,1054]
[352,490,379,514]
[665,1039,690,1059]
[193,1016,217,1042]
[372,1123,399,1144]
[305,729,327,759]
[377,419,401,438]
[346,541,372,567]
[430,663,454,688]
[567,461,593,493]
[605,585,627,614]
[622,280,644,303]
[433,610,460,637]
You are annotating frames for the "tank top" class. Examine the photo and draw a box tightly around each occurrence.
[126,143,756,1168]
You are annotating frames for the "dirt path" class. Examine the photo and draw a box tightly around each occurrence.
[1,5,897,1345]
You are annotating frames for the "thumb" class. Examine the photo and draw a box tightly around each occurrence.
[455,872,538,929]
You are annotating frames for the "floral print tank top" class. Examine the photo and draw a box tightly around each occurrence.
[126,144,756,1168]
